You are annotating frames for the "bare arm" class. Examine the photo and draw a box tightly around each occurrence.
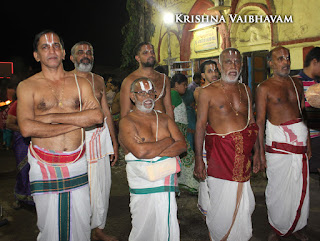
[162,75,174,119]
[119,118,174,159]
[100,78,119,166]
[246,86,260,173]
[255,83,268,170]
[6,115,20,132]
[17,81,79,138]
[34,78,103,127]
[194,88,209,180]
[120,77,132,119]
[158,117,187,157]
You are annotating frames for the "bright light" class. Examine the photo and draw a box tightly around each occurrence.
[163,12,174,25]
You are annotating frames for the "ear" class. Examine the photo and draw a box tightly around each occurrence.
[135,55,140,63]
[33,51,40,62]
[217,62,222,73]
[130,92,136,103]
[62,49,66,60]
[201,73,206,80]
[70,54,74,63]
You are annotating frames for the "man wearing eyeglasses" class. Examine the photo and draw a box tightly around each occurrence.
[120,42,174,119]
[70,41,118,241]
[119,77,186,241]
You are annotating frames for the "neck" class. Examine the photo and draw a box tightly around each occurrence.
[73,69,91,78]
[41,65,65,81]
[138,65,154,76]
[273,74,291,82]
[133,106,154,116]
[303,67,315,80]
[220,78,238,86]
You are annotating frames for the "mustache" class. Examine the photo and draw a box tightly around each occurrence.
[80,57,92,64]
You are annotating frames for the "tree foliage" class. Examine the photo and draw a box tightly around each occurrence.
[121,0,155,71]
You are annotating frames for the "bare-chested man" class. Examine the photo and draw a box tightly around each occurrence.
[194,48,259,241]
[120,42,174,118]
[17,30,103,241]
[193,59,220,104]
[119,77,186,241]
[70,41,118,241]
[256,46,310,241]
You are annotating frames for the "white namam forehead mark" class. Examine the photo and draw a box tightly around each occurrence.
[78,45,91,52]
[44,33,57,46]
[139,80,153,91]
[207,64,216,71]
[141,45,154,53]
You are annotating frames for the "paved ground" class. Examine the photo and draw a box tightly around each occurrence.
[0,148,319,241]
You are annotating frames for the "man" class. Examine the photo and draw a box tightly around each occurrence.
[17,30,103,241]
[70,41,118,241]
[194,60,220,103]
[188,72,202,92]
[194,48,260,241]
[256,46,310,241]
[120,42,174,118]
[194,59,220,217]
[119,77,186,241]
[295,47,320,174]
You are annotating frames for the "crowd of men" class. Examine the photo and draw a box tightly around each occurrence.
[12,29,318,241]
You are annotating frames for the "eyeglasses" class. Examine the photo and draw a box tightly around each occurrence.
[133,90,157,97]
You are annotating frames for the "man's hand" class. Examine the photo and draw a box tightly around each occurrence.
[260,152,267,171]
[252,152,260,173]
[110,144,119,167]
[194,156,207,181]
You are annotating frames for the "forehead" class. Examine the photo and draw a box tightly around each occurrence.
[76,44,92,51]
[140,44,154,52]
[134,80,154,91]
[204,63,217,71]
[39,33,60,44]
[222,50,241,60]
[272,48,290,58]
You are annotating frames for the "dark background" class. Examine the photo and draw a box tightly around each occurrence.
[2,1,128,72]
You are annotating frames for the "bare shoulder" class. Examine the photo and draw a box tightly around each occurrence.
[201,81,219,95]
[17,73,42,91]
[93,73,104,83]
[256,78,272,92]
[123,71,140,85]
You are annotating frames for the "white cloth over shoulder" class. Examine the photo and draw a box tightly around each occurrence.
[206,177,255,241]
[86,117,114,229]
[265,119,309,236]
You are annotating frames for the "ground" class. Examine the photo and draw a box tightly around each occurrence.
[0,149,319,241]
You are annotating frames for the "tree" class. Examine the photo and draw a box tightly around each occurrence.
[121,0,155,71]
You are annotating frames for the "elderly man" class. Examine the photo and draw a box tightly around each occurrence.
[194,48,259,241]
[70,41,118,241]
[120,42,174,118]
[119,77,186,241]
[256,46,310,241]
[17,30,103,241]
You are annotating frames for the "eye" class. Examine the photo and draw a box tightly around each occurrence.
[53,43,61,49]
[42,44,49,50]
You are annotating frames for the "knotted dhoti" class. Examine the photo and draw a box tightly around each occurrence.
[204,123,258,241]
[85,117,114,229]
[265,119,309,236]
[125,153,180,241]
[28,144,90,241]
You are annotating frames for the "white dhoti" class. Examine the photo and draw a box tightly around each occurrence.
[198,142,210,216]
[85,117,114,229]
[265,119,309,236]
[125,153,180,241]
[28,144,91,241]
[206,177,255,241]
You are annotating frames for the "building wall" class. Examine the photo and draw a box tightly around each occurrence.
[150,0,320,70]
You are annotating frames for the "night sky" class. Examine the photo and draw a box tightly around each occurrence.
[2,1,128,72]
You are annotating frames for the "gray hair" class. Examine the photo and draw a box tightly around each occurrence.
[71,41,94,56]
[130,77,155,92]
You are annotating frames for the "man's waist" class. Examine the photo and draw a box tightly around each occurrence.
[29,143,85,164]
